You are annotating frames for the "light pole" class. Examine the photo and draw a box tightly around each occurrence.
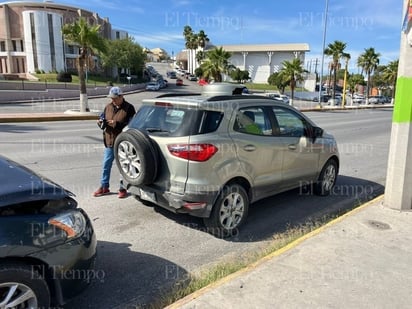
[342,55,350,107]
[127,76,131,87]
[318,0,329,107]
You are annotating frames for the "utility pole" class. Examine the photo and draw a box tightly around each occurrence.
[384,0,412,210]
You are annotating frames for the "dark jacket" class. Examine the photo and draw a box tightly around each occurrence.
[103,99,136,147]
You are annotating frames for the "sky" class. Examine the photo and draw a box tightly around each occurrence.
[52,0,403,73]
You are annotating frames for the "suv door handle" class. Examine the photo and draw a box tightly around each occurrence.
[243,145,256,152]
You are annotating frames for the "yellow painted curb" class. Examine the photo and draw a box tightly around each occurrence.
[166,195,384,308]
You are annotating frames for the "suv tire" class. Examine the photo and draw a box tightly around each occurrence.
[115,130,159,186]
[204,184,249,238]
[314,159,338,196]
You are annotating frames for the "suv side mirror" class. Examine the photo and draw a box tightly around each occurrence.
[312,126,323,141]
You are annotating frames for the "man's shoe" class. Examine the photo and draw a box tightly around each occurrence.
[118,189,128,198]
[93,187,110,197]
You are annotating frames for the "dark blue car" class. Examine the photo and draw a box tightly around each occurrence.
[0,155,97,308]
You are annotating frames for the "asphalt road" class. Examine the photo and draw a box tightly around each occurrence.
[0,106,393,308]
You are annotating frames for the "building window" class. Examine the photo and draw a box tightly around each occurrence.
[0,41,5,52]
[48,14,56,71]
[67,45,75,54]
[116,31,120,39]
[11,40,24,52]
[30,13,38,70]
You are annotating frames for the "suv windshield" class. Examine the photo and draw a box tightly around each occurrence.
[129,105,223,136]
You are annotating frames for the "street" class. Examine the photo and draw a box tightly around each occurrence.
[0,106,393,308]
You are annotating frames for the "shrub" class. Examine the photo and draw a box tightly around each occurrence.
[56,72,72,82]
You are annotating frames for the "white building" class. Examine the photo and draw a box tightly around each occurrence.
[177,43,310,84]
[0,1,126,77]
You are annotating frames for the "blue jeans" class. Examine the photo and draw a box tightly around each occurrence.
[101,147,124,190]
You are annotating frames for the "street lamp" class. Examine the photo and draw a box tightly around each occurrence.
[318,0,330,107]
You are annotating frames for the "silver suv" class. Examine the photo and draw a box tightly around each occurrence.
[115,84,339,237]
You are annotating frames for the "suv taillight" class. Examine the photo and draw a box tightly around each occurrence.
[168,144,218,162]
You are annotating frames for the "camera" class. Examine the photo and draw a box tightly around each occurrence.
[97,113,107,130]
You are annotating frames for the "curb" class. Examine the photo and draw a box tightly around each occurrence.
[165,195,385,308]
[0,113,99,123]
[0,102,393,123]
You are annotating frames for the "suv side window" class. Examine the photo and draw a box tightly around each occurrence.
[234,107,271,135]
[199,111,224,134]
[272,107,307,137]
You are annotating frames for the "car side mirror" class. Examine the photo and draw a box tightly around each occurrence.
[312,126,323,141]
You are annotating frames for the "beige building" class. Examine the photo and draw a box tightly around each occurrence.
[177,43,310,84]
[0,1,126,77]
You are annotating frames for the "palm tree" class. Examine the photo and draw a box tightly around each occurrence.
[62,17,106,112]
[183,26,209,73]
[324,40,349,99]
[279,58,307,106]
[381,59,399,103]
[197,30,209,49]
[357,47,380,103]
[200,47,233,82]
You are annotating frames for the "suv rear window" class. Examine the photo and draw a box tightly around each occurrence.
[129,105,223,136]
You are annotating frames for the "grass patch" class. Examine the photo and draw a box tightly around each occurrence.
[33,73,111,86]
[150,216,336,309]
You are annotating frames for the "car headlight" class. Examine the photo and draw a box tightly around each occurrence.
[49,210,86,239]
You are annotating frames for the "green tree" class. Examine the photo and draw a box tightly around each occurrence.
[267,72,288,93]
[324,40,349,98]
[381,60,399,100]
[230,68,250,83]
[347,73,366,97]
[183,26,210,72]
[62,17,106,112]
[357,47,380,102]
[100,37,146,82]
[200,47,234,82]
[279,58,307,105]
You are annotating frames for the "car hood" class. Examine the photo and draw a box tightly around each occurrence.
[0,155,73,208]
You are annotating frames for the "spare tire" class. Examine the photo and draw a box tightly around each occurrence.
[114,129,159,186]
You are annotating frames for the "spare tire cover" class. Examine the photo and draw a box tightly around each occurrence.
[114,129,158,186]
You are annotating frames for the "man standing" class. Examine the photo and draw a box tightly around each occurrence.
[94,86,136,198]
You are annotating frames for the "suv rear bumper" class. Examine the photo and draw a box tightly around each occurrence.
[127,185,219,218]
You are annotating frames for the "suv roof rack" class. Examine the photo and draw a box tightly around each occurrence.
[206,95,277,102]
[155,92,201,98]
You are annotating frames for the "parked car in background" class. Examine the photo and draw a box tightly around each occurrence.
[176,78,184,86]
[328,94,343,106]
[146,81,160,91]
[313,94,331,102]
[157,78,168,89]
[188,74,198,81]
[198,78,208,86]
[0,155,97,308]
[114,83,339,238]
[368,95,386,104]
[265,93,289,104]
[352,94,365,104]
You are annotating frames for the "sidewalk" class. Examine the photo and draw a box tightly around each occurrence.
[167,196,412,309]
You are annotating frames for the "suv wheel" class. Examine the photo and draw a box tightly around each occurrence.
[0,264,50,308]
[204,184,249,238]
[314,159,338,196]
[115,130,159,186]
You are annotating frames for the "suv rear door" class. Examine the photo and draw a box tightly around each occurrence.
[229,106,286,200]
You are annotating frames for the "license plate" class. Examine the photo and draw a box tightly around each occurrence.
[140,189,156,203]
